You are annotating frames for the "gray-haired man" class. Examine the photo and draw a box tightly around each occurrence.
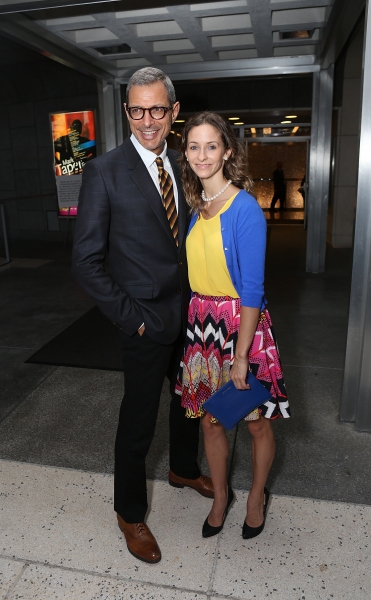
[72,68,213,564]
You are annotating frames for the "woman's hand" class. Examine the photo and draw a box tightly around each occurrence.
[230,355,250,390]
[230,307,260,390]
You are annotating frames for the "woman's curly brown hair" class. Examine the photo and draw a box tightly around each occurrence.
[179,111,253,213]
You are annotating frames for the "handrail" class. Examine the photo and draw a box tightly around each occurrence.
[0,204,10,266]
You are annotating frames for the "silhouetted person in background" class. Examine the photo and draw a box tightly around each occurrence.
[299,174,306,207]
[270,161,286,211]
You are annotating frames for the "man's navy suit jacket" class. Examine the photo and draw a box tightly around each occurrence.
[72,137,190,345]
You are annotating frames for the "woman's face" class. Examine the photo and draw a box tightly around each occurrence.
[185,124,231,182]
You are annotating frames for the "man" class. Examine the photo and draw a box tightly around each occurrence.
[72,68,213,564]
[270,161,286,211]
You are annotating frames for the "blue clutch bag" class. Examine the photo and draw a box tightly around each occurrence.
[202,372,272,430]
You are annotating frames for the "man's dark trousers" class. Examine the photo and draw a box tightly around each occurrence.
[114,328,200,523]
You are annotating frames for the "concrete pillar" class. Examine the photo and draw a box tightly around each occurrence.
[341,0,371,431]
[306,66,334,273]
[328,20,364,248]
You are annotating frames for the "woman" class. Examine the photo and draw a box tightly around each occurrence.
[175,112,290,539]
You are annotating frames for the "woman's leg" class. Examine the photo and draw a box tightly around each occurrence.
[202,415,229,526]
[245,417,275,527]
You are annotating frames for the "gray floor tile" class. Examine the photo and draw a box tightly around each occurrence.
[0,367,122,472]
[0,347,56,422]
[7,565,208,600]
[0,262,72,307]
[0,557,25,599]
[1,462,215,592]
[213,493,371,600]
[231,365,371,504]
[0,285,93,348]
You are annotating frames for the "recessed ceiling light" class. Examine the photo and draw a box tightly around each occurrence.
[95,43,131,55]
[235,122,244,125]
[228,117,240,120]
[281,120,291,124]
[175,119,185,123]
[281,30,314,40]
[286,115,297,118]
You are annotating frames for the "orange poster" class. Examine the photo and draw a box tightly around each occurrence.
[50,110,96,216]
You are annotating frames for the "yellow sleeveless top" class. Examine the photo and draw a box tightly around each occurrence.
[187,194,239,297]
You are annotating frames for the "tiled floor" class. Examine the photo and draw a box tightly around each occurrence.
[1,460,370,600]
[1,228,370,599]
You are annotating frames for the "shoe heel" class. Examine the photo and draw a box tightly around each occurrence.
[169,480,184,489]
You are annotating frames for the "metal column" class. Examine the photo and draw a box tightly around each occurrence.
[114,80,124,147]
[306,66,334,273]
[341,0,371,431]
[98,79,124,153]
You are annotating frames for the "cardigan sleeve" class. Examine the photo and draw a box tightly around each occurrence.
[234,196,267,307]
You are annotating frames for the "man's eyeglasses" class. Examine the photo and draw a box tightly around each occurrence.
[126,106,173,120]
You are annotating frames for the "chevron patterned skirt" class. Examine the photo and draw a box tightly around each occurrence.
[175,293,290,422]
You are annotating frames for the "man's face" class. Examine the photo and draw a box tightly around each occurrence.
[125,82,180,154]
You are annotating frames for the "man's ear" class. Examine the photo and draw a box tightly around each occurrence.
[171,101,180,122]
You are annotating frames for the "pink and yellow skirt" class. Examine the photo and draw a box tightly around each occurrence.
[175,293,290,422]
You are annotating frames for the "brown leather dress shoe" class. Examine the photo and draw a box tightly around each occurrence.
[117,514,161,564]
[169,470,214,498]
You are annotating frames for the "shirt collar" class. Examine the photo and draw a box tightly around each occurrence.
[130,134,168,169]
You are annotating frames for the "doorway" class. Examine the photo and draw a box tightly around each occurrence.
[246,140,308,224]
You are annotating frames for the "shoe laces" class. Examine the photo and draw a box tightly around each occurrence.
[135,523,146,537]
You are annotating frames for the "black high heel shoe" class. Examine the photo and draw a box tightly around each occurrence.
[242,487,270,540]
[202,486,234,538]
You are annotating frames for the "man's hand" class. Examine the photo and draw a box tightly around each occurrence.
[138,324,145,336]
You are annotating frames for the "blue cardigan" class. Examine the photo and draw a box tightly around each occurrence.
[188,190,267,310]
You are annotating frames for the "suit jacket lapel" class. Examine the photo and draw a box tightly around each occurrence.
[168,150,187,253]
[122,140,175,244]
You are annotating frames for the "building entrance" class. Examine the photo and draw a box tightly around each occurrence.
[246,141,308,224]
[230,124,310,226]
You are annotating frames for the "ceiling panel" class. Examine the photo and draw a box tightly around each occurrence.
[271,7,327,26]
[166,51,203,62]
[219,48,258,58]
[211,33,255,47]
[153,38,194,52]
[0,0,338,80]
[200,13,252,31]
[190,1,248,9]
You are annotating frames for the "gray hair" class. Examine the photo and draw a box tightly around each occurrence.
[126,67,176,105]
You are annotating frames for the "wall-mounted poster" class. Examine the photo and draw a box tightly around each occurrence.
[50,110,96,217]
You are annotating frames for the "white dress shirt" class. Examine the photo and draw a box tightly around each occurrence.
[130,134,179,210]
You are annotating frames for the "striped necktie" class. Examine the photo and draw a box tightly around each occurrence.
[155,157,178,246]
